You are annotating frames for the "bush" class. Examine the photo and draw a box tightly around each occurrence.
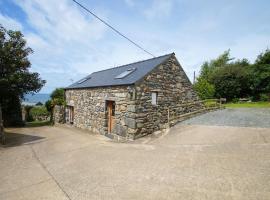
[194,78,215,100]
[30,106,50,121]
[260,93,269,101]
[232,98,239,103]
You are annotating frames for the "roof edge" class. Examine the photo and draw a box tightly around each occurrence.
[91,53,175,74]
[64,83,134,90]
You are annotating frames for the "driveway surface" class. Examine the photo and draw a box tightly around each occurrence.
[181,108,270,128]
[1,108,270,200]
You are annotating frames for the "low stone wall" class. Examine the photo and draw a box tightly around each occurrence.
[169,106,224,126]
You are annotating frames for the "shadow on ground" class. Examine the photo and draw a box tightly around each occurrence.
[1,132,45,147]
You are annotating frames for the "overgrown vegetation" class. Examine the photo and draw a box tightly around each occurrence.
[194,49,270,102]
[45,88,65,121]
[30,106,50,121]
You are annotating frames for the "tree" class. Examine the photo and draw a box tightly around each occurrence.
[36,102,43,106]
[194,78,215,99]
[250,49,270,100]
[0,25,45,126]
[50,88,65,106]
[200,50,232,82]
[196,50,253,101]
[211,62,251,100]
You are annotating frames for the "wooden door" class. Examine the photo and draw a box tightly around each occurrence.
[107,101,115,133]
[70,106,74,123]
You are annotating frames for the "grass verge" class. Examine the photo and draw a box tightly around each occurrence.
[225,102,270,108]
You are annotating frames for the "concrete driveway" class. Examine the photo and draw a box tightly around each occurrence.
[1,108,270,200]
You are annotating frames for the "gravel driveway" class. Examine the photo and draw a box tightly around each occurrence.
[181,108,270,128]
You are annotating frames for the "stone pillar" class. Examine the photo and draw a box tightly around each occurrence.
[53,105,65,124]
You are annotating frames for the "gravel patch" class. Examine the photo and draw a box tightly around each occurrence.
[181,108,270,128]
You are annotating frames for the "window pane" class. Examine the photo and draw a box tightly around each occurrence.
[152,92,157,105]
[115,68,136,79]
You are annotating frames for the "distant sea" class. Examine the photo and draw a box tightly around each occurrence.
[23,93,50,105]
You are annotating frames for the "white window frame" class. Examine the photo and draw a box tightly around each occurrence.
[151,92,158,105]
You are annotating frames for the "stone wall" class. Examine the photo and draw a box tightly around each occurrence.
[65,54,204,140]
[133,55,204,139]
[65,86,137,140]
[53,105,65,124]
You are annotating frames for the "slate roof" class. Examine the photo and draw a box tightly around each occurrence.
[66,53,173,89]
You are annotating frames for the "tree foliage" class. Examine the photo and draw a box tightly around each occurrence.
[249,49,270,100]
[45,88,65,122]
[194,49,270,101]
[0,25,45,126]
[50,88,65,106]
[211,63,251,100]
[193,78,215,99]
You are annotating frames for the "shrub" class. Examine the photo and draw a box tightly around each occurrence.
[194,78,215,100]
[50,88,65,106]
[30,106,50,121]
[260,93,269,102]
[232,98,239,103]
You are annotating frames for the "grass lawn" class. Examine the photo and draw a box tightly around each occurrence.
[225,102,270,108]
[25,120,52,127]
[203,99,221,108]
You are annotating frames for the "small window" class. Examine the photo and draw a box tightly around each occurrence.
[115,68,136,79]
[151,92,157,105]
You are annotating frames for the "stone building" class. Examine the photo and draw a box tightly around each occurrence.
[65,53,203,140]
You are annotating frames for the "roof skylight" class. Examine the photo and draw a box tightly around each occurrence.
[77,77,91,84]
[115,68,136,79]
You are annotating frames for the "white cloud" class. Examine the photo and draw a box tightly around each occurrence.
[0,13,22,30]
[144,0,174,20]
[7,0,155,93]
[9,0,114,92]
[1,0,269,93]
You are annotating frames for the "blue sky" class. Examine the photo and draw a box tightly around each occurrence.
[0,0,269,93]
